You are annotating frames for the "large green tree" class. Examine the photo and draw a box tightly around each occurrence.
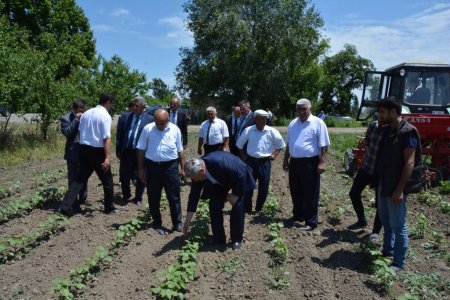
[150,77,175,102]
[319,44,374,116]
[176,0,328,115]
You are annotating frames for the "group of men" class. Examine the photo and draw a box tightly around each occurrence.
[57,93,418,270]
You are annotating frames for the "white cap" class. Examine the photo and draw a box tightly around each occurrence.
[254,109,269,118]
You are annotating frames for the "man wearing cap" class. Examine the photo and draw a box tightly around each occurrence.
[137,109,185,235]
[236,109,285,214]
[283,98,330,231]
[197,106,230,155]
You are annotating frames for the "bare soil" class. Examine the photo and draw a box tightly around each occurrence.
[0,132,448,300]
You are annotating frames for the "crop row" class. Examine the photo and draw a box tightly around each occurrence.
[0,181,22,200]
[0,214,67,263]
[0,185,66,223]
[151,200,210,300]
[51,210,152,299]
[262,195,289,290]
[416,190,450,215]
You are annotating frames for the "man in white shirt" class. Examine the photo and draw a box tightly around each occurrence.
[198,106,230,155]
[283,98,330,231]
[137,109,185,235]
[58,93,117,216]
[236,110,285,214]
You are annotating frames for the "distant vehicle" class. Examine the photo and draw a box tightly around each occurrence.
[144,104,163,116]
[326,114,352,121]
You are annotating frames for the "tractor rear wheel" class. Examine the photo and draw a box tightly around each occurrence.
[343,149,357,177]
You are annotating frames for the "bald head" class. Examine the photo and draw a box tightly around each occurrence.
[169,97,180,111]
[154,109,169,131]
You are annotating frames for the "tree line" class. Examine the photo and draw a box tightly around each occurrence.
[1,0,374,139]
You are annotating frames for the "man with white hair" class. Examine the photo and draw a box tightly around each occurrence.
[236,109,285,214]
[283,98,330,231]
[197,106,230,155]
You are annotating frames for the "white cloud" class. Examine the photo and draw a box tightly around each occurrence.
[111,8,130,17]
[93,24,140,35]
[323,3,450,70]
[157,16,194,48]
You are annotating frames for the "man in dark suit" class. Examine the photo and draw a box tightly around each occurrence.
[60,99,88,207]
[183,152,256,250]
[236,100,255,142]
[116,96,153,205]
[168,96,189,149]
[224,105,241,156]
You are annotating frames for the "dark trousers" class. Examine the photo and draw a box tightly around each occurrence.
[204,143,224,154]
[229,136,239,156]
[244,156,271,212]
[61,145,114,211]
[349,168,382,233]
[209,185,245,243]
[119,149,145,201]
[146,159,182,228]
[67,160,87,203]
[289,156,320,227]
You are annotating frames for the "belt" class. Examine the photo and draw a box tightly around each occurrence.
[290,156,319,162]
[248,156,270,162]
[146,159,178,165]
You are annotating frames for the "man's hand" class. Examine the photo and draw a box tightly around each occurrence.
[282,160,289,172]
[138,168,146,183]
[226,193,239,207]
[102,157,111,171]
[317,161,325,174]
[269,154,277,161]
[183,221,191,237]
[179,168,185,181]
[392,189,403,203]
[197,148,203,155]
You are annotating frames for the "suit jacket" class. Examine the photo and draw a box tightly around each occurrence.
[116,112,154,154]
[167,109,189,147]
[60,111,81,162]
[237,111,255,136]
[187,151,256,212]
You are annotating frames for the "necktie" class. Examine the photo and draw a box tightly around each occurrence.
[172,111,176,124]
[206,120,212,145]
[128,116,140,149]
[233,117,238,136]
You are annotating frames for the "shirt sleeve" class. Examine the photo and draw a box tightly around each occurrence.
[271,128,286,150]
[198,122,204,138]
[318,120,330,147]
[235,127,249,149]
[136,125,148,150]
[102,116,112,139]
[222,121,229,138]
[175,127,183,152]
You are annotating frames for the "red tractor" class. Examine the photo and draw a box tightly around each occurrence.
[344,62,450,181]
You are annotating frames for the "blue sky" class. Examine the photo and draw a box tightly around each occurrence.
[76,0,450,93]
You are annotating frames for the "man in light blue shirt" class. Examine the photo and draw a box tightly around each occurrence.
[283,99,330,231]
[137,109,185,235]
[236,109,285,214]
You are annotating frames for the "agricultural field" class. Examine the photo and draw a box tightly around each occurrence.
[0,131,449,300]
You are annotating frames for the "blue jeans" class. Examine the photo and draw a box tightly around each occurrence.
[377,189,408,267]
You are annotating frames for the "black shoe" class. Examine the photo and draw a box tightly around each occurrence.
[206,239,226,246]
[173,223,183,232]
[154,226,166,235]
[347,222,368,230]
[283,216,304,226]
[299,225,314,231]
[232,241,241,250]
[56,208,72,217]
[72,206,84,214]
[104,206,120,214]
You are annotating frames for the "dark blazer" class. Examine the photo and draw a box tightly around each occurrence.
[116,112,154,154]
[60,111,81,162]
[168,109,189,147]
[187,151,256,212]
[237,111,255,136]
